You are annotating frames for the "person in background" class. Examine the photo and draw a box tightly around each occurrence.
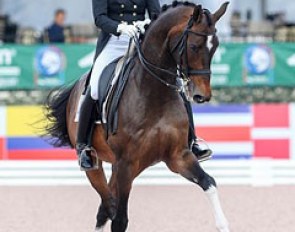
[47,9,66,43]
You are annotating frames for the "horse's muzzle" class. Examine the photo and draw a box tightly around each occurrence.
[193,94,211,103]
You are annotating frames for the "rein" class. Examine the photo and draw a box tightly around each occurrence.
[133,12,216,91]
[133,35,181,91]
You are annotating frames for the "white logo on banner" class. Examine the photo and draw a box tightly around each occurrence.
[0,49,16,65]
[0,49,21,87]
[78,51,95,68]
[287,54,295,67]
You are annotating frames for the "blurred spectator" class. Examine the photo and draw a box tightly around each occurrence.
[46,9,66,43]
[230,11,244,37]
[0,15,18,43]
[266,12,286,27]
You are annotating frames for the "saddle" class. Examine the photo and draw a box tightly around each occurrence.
[75,41,135,136]
[96,53,134,136]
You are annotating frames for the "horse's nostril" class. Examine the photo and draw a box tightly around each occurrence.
[193,95,205,103]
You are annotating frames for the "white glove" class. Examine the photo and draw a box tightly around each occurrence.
[134,19,151,34]
[117,24,138,38]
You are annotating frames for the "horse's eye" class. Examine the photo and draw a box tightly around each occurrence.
[190,44,199,53]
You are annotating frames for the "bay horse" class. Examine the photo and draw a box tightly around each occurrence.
[44,2,230,232]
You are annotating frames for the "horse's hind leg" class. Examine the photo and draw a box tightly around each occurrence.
[166,150,230,232]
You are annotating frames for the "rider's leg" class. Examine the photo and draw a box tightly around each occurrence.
[76,35,130,170]
[76,87,96,170]
[180,92,212,162]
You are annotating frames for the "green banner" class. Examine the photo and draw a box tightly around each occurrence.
[0,43,295,90]
[0,44,94,90]
[211,43,295,86]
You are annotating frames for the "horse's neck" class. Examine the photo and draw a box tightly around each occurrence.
[135,29,179,103]
[135,57,178,104]
[123,51,180,122]
[118,15,190,130]
[128,61,178,106]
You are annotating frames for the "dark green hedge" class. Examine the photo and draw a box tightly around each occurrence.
[1,87,295,105]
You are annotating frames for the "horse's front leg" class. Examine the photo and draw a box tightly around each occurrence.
[111,159,137,232]
[85,160,116,231]
[166,150,230,232]
[95,164,118,231]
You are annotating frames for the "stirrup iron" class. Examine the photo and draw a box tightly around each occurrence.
[79,146,100,171]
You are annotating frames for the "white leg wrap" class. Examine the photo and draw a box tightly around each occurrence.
[94,226,104,232]
[206,186,230,232]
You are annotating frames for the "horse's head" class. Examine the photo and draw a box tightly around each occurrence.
[166,2,229,103]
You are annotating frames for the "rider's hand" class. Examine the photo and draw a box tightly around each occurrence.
[117,24,138,38]
[134,19,151,34]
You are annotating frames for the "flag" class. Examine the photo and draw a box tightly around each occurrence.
[0,104,294,160]
[193,103,295,160]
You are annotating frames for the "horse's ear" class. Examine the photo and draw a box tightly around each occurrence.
[192,5,202,23]
[213,2,229,22]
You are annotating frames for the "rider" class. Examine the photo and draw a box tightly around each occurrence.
[76,0,212,170]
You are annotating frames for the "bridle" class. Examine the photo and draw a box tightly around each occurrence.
[171,14,217,79]
[133,10,218,92]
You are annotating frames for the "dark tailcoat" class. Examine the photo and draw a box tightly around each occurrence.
[92,0,160,59]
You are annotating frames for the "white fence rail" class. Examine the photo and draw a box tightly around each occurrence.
[0,160,295,186]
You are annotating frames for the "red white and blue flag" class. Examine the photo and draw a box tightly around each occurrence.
[193,104,295,160]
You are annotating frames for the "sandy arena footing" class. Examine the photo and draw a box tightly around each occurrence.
[0,186,294,232]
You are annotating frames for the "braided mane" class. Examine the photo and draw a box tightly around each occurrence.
[161,1,196,12]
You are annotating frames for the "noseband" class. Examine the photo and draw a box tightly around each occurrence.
[134,11,217,91]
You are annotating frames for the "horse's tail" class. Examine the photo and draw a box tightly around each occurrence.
[44,83,77,148]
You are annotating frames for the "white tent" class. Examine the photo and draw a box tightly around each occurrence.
[0,0,294,33]
[0,0,93,31]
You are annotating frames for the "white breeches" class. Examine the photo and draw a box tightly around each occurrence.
[90,34,130,100]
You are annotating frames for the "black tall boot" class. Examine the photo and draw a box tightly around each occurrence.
[181,92,212,162]
[76,88,96,170]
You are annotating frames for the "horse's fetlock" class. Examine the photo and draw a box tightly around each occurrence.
[111,217,129,232]
[198,174,216,191]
